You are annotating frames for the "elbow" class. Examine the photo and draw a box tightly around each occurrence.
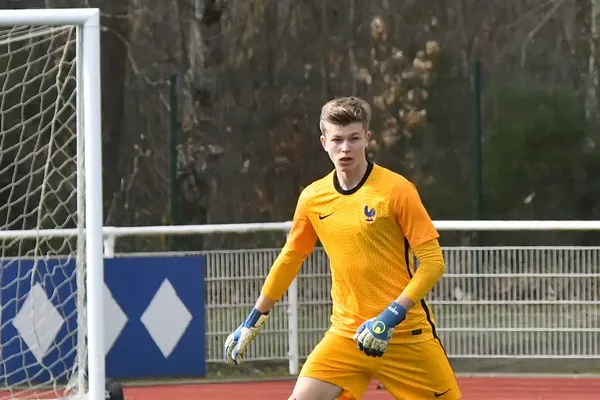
[426,259,445,285]
[421,249,445,278]
[426,242,446,279]
[438,258,446,277]
[422,254,445,284]
[413,238,446,282]
[433,250,446,281]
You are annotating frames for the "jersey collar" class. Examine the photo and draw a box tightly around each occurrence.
[333,161,374,195]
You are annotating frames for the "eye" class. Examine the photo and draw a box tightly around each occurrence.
[332,138,342,142]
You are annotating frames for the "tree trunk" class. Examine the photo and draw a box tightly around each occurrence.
[586,0,600,144]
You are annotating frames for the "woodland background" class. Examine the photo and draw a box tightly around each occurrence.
[1,0,599,377]
[3,0,600,251]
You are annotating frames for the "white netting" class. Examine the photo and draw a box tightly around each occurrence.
[0,24,86,399]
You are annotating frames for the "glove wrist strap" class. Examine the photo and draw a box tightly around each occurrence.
[380,301,407,327]
[243,307,266,328]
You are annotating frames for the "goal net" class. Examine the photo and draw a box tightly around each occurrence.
[0,10,104,400]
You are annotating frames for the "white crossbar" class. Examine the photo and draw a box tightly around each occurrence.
[0,9,98,26]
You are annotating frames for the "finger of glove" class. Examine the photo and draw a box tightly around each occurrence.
[365,347,379,357]
[361,332,375,350]
[365,338,386,357]
[357,341,364,351]
[373,349,384,357]
[231,328,256,362]
[224,325,243,359]
[231,340,245,361]
[371,339,387,357]
[355,329,369,350]
[224,342,237,364]
[223,334,237,363]
[232,347,244,365]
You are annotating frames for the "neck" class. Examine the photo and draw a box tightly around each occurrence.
[336,158,369,191]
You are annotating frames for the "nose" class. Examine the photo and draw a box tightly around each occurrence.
[341,140,351,152]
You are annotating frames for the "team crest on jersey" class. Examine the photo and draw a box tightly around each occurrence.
[364,205,376,222]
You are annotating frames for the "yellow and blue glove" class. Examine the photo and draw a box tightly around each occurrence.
[224,308,269,365]
[353,302,407,357]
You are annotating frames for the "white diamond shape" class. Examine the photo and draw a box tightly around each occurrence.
[104,284,128,355]
[141,279,192,358]
[13,283,64,363]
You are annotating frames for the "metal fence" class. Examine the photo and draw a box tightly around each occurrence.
[203,246,600,373]
[98,220,600,374]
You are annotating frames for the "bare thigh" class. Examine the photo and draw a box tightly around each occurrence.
[295,331,375,399]
[289,377,343,400]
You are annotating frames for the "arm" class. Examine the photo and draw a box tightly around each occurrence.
[362,239,444,344]
[393,180,443,311]
[394,238,445,311]
[225,189,317,364]
[354,181,444,357]
[256,190,318,313]
[254,246,308,313]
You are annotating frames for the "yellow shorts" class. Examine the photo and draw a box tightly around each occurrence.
[299,331,461,400]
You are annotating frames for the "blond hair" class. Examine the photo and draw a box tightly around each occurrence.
[319,96,372,134]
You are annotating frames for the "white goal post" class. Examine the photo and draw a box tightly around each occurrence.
[0,8,104,400]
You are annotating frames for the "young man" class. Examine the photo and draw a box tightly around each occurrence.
[224,97,461,400]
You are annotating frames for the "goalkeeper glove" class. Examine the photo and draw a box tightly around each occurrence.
[224,308,268,365]
[353,301,406,357]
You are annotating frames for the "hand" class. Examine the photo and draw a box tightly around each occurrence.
[353,302,406,357]
[224,308,269,365]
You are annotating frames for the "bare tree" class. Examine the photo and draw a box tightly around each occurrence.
[587,0,600,142]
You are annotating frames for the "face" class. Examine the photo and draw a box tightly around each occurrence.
[320,121,371,172]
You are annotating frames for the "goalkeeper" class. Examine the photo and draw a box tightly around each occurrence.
[224,97,461,400]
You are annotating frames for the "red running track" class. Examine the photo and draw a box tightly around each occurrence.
[123,376,600,400]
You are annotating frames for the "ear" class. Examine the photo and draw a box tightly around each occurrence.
[320,134,327,151]
[365,130,372,141]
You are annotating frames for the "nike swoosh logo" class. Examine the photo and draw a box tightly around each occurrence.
[434,389,450,397]
[318,213,333,220]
